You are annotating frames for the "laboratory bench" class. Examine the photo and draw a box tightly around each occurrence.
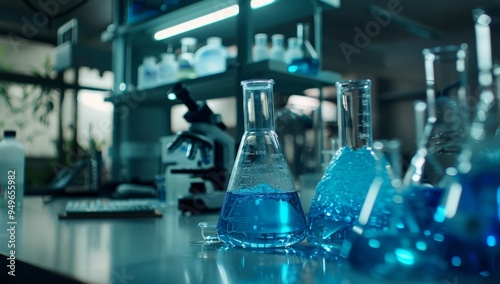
[0,196,497,284]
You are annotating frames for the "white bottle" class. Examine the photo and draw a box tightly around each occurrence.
[0,130,25,210]
[252,33,269,62]
[270,34,286,63]
[158,53,179,85]
[193,37,228,77]
[285,37,303,65]
[177,37,197,80]
[137,56,158,90]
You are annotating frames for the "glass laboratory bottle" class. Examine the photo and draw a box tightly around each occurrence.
[284,37,303,65]
[177,37,197,80]
[216,79,307,248]
[193,37,227,77]
[288,23,319,75]
[307,79,388,251]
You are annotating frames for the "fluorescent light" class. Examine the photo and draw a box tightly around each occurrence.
[154,0,275,41]
[251,0,275,8]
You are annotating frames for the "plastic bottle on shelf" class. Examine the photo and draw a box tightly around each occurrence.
[284,37,303,65]
[177,37,197,80]
[137,56,158,90]
[193,37,227,77]
[269,34,286,63]
[252,33,269,62]
[0,130,25,210]
[158,53,179,85]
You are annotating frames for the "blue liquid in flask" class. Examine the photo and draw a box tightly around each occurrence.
[307,146,388,250]
[217,184,306,248]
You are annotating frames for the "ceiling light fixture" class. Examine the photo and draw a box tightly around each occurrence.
[154,0,275,41]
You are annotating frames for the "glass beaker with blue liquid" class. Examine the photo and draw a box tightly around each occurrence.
[306,79,392,251]
[216,79,307,248]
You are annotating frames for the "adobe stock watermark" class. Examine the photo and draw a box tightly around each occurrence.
[7,0,74,53]
[340,0,408,63]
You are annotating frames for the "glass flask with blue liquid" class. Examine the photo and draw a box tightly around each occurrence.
[216,79,307,248]
[432,9,500,277]
[288,23,319,75]
[306,79,392,251]
[341,140,449,281]
[404,43,469,230]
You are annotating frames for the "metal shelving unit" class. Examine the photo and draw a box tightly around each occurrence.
[105,0,341,182]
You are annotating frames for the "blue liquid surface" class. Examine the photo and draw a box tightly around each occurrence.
[288,58,319,75]
[307,146,391,249]
[408,186,444,230]
[217,185,306,248]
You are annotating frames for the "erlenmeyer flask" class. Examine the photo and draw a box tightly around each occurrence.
[341,140,447,281]
[402,44,469,231]
[432,9,500,277]
[412,44,469,186]
[216,79,307,248]
[288,23,319,75]
[307,79,391,251]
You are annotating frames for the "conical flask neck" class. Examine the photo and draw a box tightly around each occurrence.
[336,80,373,149]
[242,80,275,131]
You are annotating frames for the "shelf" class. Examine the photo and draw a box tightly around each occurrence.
[105,60,341,106]
[102,0,340,45]
[105,69,237,106]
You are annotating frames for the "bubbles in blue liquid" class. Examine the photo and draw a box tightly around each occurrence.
[306,146,393,249]
[217,185,306,248]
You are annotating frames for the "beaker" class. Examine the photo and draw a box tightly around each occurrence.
[306,79,391,251]
[216,79,306,248]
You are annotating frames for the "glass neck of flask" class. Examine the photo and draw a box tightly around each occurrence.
[242,79,275,131]
[423,44,469,121]
[336,80,373,149]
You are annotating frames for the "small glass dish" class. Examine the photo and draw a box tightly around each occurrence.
[198,221,220,244]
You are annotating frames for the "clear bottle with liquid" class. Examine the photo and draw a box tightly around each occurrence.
[0,130,25,210]
[306,79,389,251]
[288,23,319,75]
[193,37,227,77]
[177,37,197,80]
[157,53,178,85]
[137,56,158,90]
[216,79,307,248]
[284,37,303,66]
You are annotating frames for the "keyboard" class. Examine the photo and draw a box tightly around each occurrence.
[59,199,163,219]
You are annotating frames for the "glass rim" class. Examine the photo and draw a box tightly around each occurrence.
[422,43,468,55]
[241,79,275,87]
[335,79,371,88]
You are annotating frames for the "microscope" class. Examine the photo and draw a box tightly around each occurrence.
[165,83,234,214]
